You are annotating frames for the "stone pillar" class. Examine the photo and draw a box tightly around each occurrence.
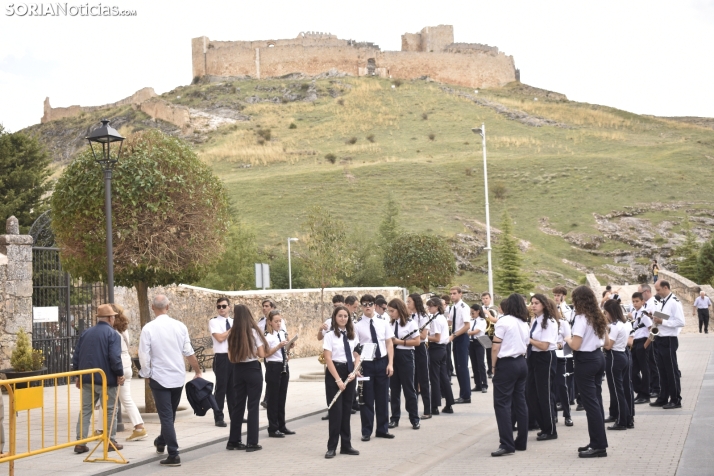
[0,216,34,370]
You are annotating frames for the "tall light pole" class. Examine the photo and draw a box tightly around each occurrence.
[287,237,298,289]
[472,124,493,299]
[86,119,124,303]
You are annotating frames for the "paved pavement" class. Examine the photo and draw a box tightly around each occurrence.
[4,332,713,476]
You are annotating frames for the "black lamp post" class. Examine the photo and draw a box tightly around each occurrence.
[86,119,124,304]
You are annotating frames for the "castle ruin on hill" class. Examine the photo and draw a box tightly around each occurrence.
[192,25,517,89]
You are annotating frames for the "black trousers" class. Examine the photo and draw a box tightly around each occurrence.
[360,357,389,437]
[605,350,630,426]
[649,340,661,394]
[486,337,494,376]
[625,349,635,418]
[428,344,454,409]
[555,357,571,418]
[469,340,488,389]
[228,361,263,446]
[631,338,651,400]
[414,343,431,414]
[213,353,235,422]
[149,379,183,457]
[390,349,420,425]
[265,361,289,433]
[446,342,454,375]
[698,308,710,332]
[453,333,471,400]
[653,336,682,405]
[493,356,528,453]
[527,351,557,435]
[326,363,356,451]
[574,350,608,450]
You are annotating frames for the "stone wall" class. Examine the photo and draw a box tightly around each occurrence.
[114,284,406,359]
[0,217,34,370]
[658,269,714,309]
[139,98,192,132]
[41,87,157,124]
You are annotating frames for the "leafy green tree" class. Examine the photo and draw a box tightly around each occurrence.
[302,206,352,319]
[0,125,53,229]
[674,220,700,281]
[52,129,230,411]
[383,233,455,292]
[195,221,259,291]
[378,193,402,247]
[343,231,387,287]
[495,211,531,295]
[697,237,714,286]
[269,254,309,290]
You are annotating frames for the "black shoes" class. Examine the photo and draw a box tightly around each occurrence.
[321,415,330,420]
[442,405,454,414]
[536,433,558,441]
[260,401,268,409]
[576,404,584,411]
[577,444,590,452]
[556,403,563,411]
[388,421,399,429]
[340,447,359,455]
[565,418,573,427]
[454,398,471,404]
[663,402,682,409]
[375,432,395,439]
[160,455,181,466]
[412,422,420,430]
[627,418,635,429]
[607,424,627,431]
[268,431,285,438]
[604,415,617,423]
[432,408,440,415]
[226,442,247,450]
[650,401,666,407]
[155,443,165,454]
[634,397,650,405]
[487,373,493,379]
[279,428,296,435]
[325,449,336,459]
[215,420,227,427]
[491,447,514,457]
[245,444,262,452]
[482,388,488,394]
[361,435,370,442]
[650,392,660,398]
[579,448,607,458]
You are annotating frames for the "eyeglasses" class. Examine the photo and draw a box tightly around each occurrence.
[361,302,374,307]
[217,305,228,309]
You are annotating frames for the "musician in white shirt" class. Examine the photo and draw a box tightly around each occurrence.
[481,292,498,378]
[603,301,633,430]
[639,283,661,398]
[426,297,455,415]
[449,287,472,404]
[650,281,685,409]
[629,292,652,404]
[467,304,488,393]
[263,310,294,438]
[527,294,559,440]
[209,297,234,427]
[387,299,421,430]
[407,294,433,418]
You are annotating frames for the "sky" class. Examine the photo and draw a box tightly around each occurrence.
[1,0,713,132]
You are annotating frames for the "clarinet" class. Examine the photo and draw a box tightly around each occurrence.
[400,315,438,341]
[282,330,289,374]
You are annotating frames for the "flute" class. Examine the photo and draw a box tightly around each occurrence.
[327,362,362,410]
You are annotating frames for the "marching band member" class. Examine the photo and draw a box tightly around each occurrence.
[323,306,361,458]
[638,284,661,399]
[387,298,421,430]
[407,293,432,418]
[227,305,269,452]
[481,292,498,378]
[650,280,685,409]
[442,294,455,378]
[263,310,294,438]
[564,286,610,458]
[257,299,283,410]
[630,292,653,404]
[554,297,573,427]
[490,294,530,457]
[426,297,455,415]
[602,300,631,430]
[376,297,390,320]
[468,304,488,393]
[527,294,559,440]
[317,296,348,421]
[354,294,395,441]
[449,287,472,404]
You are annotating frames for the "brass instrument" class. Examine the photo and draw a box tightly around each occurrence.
[485,308,498,338]
[318,351,327,365]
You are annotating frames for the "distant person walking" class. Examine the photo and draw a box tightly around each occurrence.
[652,260,659,283]
[693,291,711,334]
[139,295,203,467]
[72,304,125,454]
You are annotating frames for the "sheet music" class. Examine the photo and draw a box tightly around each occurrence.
[653,311,670,320]
[360,343,378,361]
[476,335,493,349]
[285,334,299,351]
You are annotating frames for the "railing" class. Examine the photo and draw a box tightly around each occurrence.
[0,369,127,475]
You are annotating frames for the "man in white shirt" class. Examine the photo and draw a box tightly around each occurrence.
[693,291,712,334]
[139,295,202,467]
[629,292,653,404]
[209,297,234,427]
[639,283,661,398]
[449,287,472,403]
[650,281,685,409]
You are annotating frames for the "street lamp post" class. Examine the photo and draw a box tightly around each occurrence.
[86,119,125,304]
[287,237,298,289]
[472,124,493,299]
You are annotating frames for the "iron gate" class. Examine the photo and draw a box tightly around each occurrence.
[31,247,107,386]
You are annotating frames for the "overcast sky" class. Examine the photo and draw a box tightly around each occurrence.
[1,0,712,132]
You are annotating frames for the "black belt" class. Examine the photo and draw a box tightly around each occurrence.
[429,343,446,347]
[499,355,525,360]
[265,361,283,365]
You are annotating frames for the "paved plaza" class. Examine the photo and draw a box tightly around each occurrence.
[3,328,713,476]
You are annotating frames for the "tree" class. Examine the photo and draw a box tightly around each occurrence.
[494,211,531,296]
[674,220,700,281]
[269,254,309,290]
[195,221,259,291]
[378,193,402,247]
[52,129,230,411]
[301,206,352,319]
[697,237,714,286]
[383,233,455,292]
[0,125,53,230]
[343,230,387,287]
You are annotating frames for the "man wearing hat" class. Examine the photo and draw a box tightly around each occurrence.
[72,303,125,454]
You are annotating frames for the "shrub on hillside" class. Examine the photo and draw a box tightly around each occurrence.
[422,113,428,120]
[366,134,375,143]
[325,153,337,164]
[493,183,507,200]
[428,133,435,141]
[289,123,297,129]
[346,137,358,145]
[392,79,403,87]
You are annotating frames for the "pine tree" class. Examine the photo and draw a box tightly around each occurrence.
[495,211,531,296]
[697,237,714,286]
[674,219,700,281]
[378,193,401,247]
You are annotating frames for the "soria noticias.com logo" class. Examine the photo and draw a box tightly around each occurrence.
[5,3,137,16]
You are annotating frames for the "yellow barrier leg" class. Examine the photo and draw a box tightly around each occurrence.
[84,385,127,464]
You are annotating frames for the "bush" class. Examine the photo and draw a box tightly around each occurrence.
[422,112,428,120]
[492,182,507,199]
[465,168,473,176]
[392,79,403,87]
[325,153,337,164]
[257,128,271,141]
[337,99,345,106]
[11,330,44,372]
[366,134,375,143]
[428,133,435,141]
[300,83,310,91]
[289,123,297,129]
[346,137,358,145]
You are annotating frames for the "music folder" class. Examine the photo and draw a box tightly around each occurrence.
[653,311,670,321]
[476,335,493,349]
[285,334,299,351]
[360,343,378,361]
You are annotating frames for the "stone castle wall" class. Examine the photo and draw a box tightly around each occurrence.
[41,87,157,124]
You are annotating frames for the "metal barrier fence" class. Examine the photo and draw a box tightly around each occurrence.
[0,369,127,475]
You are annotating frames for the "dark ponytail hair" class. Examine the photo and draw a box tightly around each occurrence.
[426,297,444,315]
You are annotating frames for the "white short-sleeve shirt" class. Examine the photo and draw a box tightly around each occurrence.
[631,308,652,340]
[469,317,487,340]
[234,329,264,363]
[493,315,529,358]
[391,318,418,350]
[571,314,604,352]
[323,329,358,363]
[265,330,287,363]
[355,316,394,357]
[450,300,472,331]
[429,314,450,345]
[209,316,234,353]
[657,293,685,337]
[531,315,558,352]
[557,319,572,346]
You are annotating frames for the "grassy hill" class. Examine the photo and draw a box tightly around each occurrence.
[25,76,714,294]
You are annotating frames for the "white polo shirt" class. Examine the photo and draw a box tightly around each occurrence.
[571,314,604,352]
[493,315,529,358]
[657,293,685,337]
[355,315,395,357]
[450,300,472,332]
[209,316,233,353]
[608,321,630,352]
[469,317,487,340]
[429,314,450,345]
[323,329,359,363]
[557,319,572,347]
[391,318,418,350]
[531,315,558,352]
[265,330,287,363]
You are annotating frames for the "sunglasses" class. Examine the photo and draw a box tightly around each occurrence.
[361,302,374,307]
[217,304,228,309]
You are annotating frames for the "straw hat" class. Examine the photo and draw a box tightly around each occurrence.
[96,304,119,318]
